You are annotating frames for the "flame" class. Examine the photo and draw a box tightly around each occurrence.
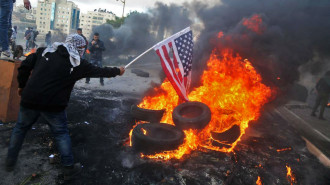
[256,176,262,185]
[277,148,291,152]
[286,165,297,185]
[24,48,37,57]
[141,128,147,135]
[129,48,273,160]
[242,14,264,34]
[327,103,330,106]
[217,31,224,39]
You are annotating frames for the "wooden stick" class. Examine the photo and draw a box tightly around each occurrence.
[124,46,154,69]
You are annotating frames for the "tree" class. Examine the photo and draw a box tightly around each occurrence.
[106,11,138,28]
[106,16,125,28]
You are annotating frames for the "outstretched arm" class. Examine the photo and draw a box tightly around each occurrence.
[72,59,125,80]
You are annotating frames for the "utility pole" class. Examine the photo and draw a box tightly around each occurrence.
[116,0,126,18]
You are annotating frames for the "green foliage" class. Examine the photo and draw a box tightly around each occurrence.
[106,16,125,28]
[106,11,139,28]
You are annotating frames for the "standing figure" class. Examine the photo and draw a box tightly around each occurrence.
[24,27,31,51]
[5,34,125,180]
[10,25,17,51]
[311,71,330,120]
[87,32,106,85]
[45,31,52,47]
[1,0,30,57]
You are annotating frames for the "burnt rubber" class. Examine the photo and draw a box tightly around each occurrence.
[130,105,165,122]
[132,123,185,154]
[211,124,241,144]
[172,101,211,130]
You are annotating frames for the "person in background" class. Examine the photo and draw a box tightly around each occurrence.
[0,0,31,57]
[10,25,17,51]
[76,28,88,52]
[24,27,32,51]
[87,32,106,85]
[5,34,125,179]
[33,30,39,48]
[311,71,330,120]
[45,31,52,47]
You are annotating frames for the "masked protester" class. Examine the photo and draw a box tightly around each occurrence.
[311,71,330,120]
[5,34,125,180]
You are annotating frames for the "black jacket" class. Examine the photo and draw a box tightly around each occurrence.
[18,46,120,112]
[88,39,105,61]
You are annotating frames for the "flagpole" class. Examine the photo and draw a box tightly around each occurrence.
[124,26,191,69]
[124,45,155,69]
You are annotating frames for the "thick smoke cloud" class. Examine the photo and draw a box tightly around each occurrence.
[192,0,330,87]
[91,2,192,65]
[93,0,330,88]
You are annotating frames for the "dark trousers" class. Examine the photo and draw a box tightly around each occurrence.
[7,106,74,166]
[0,0,13,51]
[312,91,329,118]
[86,59,103,83]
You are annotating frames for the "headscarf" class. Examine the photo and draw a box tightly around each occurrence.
[42,34,86,67]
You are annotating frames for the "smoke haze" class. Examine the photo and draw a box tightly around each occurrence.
[92,0,330,87]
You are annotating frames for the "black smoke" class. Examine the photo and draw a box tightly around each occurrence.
[93,0,330,88]
[91,3,192,65]
[191,0,330,87]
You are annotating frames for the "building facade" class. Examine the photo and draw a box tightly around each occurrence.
[79,9,115,38]
[36,0,80,35]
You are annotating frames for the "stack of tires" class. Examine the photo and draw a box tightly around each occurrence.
[130,102,240,154]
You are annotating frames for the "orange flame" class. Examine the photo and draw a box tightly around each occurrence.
[141,128,147,135]
[24,48,37,57]
[277,148,292,153]
[256,176,262,185]
[217,31,224,39]
[129,48,273,160]
[242,14,264,34]
[286,165,297,185]
[327,103,330,106]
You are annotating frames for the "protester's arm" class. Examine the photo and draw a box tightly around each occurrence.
[88,41,95,52]
[17,53,37,89]
[72,59,125,79]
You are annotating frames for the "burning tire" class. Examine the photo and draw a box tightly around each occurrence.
[172,101,211,130]
[211,124,241,144]
[132,123,185,154]
[130,105,165,122]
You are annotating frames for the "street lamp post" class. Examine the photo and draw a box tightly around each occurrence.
[116,0,126,18]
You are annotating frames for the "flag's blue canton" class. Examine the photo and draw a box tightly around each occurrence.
[174,31,193,76]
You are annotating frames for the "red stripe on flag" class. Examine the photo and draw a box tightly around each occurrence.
[169,42,183,83]
[155,49,188,101]
[161,45,183,86]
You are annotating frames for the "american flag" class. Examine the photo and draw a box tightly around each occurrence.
[154,27,193,101]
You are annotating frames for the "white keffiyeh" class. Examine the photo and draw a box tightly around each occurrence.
[42,34,86,67]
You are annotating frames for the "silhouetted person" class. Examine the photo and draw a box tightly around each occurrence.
[86,32,106,85]
[45,31,52,47]
[5,34,125,179]
[311,71,330,120]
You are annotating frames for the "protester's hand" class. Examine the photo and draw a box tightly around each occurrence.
[18,88,23,96]
[91,41,96,45]
[119,67,125,76]
[95,45,99,48]
[24,0,31,10]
